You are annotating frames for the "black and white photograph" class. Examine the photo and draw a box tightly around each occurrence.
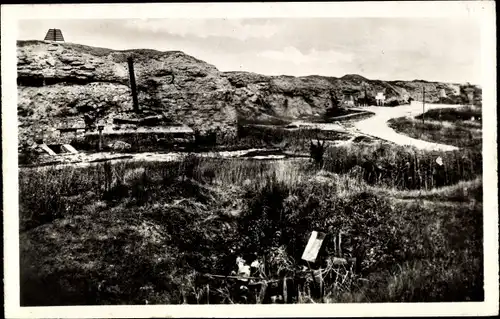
[2,2,498,318]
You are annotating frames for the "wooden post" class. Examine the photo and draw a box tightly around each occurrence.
[338,232,342,257]
[98,125,104,151]
[206,284,210,304]
[127,57,140,113]
[283,277,288,304]
[422,86,425,125]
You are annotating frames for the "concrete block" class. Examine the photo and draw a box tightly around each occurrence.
[61,144,79,154]
[38,143,57,156]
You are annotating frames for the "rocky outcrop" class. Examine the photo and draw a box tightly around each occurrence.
[224,72,335,119]
[222,72,469,121]
[17,40,478,147]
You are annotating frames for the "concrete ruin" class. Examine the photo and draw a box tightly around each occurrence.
[342,89,360,107]
[375,92,386,106]
[17,41,239,151]
[440,88,447,98]
[35,143,79,156]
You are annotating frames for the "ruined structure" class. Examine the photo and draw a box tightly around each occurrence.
[464,87,475,105]
[17,40,478,151]
[17,40,237,150]
[342,89,360,107]
[440,88,447,98]
[375,92,386,106]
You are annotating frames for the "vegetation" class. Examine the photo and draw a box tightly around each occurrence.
[17,39,485,306]
[237,125,351,153]
[20,141,483,305]
[388,106,482,149]
[324,142,481,189]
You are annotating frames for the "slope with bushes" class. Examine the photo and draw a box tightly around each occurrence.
[19,142,483,305]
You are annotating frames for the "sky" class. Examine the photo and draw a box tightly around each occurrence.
[18,18,481,84]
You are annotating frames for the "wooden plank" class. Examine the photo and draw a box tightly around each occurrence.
[301,231,326,263]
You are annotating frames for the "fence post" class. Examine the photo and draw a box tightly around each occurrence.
[98,125,104,151]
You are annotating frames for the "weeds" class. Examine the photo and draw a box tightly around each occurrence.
[323,142,482,190]
[237,125,351,152]
[19,147,483,305]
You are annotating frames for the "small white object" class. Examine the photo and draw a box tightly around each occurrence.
[301,231,326,263]
[436,156,443,166]
[250,260,260,268]
[238,265,251,277]
[236,256,245,265]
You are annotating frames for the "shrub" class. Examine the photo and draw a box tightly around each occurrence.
[386,100,400,107]
[323,143,482,190]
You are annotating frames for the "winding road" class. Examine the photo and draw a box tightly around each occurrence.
[352,102,460,151]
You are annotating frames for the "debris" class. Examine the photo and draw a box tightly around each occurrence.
[236,257,251,281]
[107,141,132,151]
[239,285,248,292]
[332,257,348,266]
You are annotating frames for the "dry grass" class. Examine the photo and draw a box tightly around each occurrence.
[324,142,482,190]
[19,146,483,305]
[237,124,352,153]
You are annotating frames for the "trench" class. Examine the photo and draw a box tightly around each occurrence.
[17,76,126,87]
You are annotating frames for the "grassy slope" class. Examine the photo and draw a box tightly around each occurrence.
[387,106,482,149]
[19,148,483,305]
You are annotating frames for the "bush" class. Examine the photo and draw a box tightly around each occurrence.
[388,111,482,149]
[323,143,482,190]
[386,100,400,107]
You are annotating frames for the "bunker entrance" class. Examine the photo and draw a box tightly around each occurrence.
[44,144,79,155]
[47,144,64,154]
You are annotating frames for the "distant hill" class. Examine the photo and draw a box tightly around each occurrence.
[16,40,480,146]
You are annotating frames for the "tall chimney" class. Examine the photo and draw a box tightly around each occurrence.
[127,57,140,113]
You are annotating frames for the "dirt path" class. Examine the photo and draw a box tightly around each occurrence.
[352,102,460,151]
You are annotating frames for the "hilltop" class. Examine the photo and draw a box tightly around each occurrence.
[17,40,479,146]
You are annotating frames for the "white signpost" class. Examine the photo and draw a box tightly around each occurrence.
[301,231,326,263]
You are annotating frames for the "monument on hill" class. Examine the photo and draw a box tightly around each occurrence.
[43,29,65,42]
